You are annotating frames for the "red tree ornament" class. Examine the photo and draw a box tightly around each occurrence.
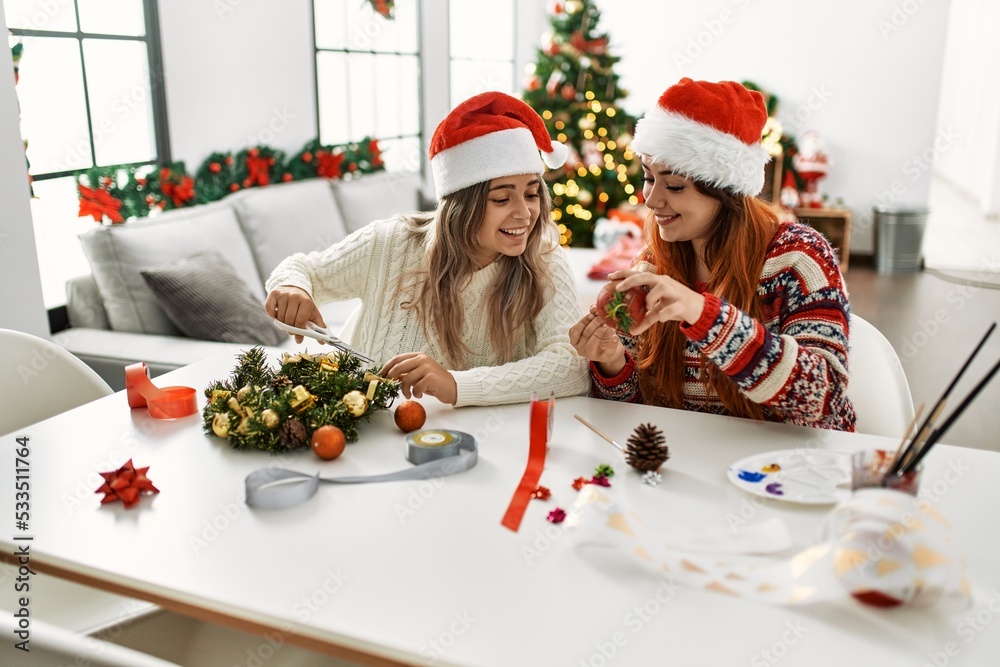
[95,459,159,508]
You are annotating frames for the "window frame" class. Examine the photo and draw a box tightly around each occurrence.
[311,0,424,168]
[447,0,516,109]
[7,0,171,183]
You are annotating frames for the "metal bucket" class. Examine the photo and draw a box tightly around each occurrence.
[874,204,930,273]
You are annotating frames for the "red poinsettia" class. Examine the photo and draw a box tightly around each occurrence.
[316,150,345,179]
[372,0,394,18]
[160,168,195,207]
[95,459,159,508]
[78,184,124,224]
[368,139,383,167]
[246,154,271,186]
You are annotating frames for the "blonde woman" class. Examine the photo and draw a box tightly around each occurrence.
[266,92,590,406]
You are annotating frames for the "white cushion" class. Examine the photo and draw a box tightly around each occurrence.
[230,179,350,282]
[79,204,263,335]
[331,171,422,233]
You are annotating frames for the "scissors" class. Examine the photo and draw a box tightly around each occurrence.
[271,319,374,364]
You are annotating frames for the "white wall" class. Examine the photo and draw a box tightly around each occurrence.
[934,0,1000,217]
[597,0,951,254]
[0,3,49,338]
[158,0,318,169]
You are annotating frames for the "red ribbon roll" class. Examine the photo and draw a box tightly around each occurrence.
[501,395,552,532]
[125,362,198,419]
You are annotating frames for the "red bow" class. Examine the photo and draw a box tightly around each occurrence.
[569,31,607,55]
[246,155,271,186]
[160,169,195,207]
[316,151,345,179]
[96,459,159,508]
[78,184,124,224]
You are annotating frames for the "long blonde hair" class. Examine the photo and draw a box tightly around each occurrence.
[401,180,555,368]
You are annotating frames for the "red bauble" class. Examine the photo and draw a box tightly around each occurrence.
[209,162,221,174]
[561,84,577,101]
[282,173,294,182]
[224,156,234,165]
[525,75,542,92]
[229,183,240,191]
[596,282,647,334]
[311,425,346,460]
[242,179,252,187]
[394,400,426,433]
[302,152,313,163]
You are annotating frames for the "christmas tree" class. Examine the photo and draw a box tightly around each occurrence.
[521,0,641,247]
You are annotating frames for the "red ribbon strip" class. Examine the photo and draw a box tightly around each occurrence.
[501,396,552,532]
[125,362,198,419]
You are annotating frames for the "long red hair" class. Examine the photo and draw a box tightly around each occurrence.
[635,183,781,420]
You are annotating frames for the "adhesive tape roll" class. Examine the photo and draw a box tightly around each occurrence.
[405,429,466,465]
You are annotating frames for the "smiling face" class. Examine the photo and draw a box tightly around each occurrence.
[641,158,722,250]
[474,173,542,267]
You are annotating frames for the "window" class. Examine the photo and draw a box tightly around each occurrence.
[449,0,514,108]
[313,0,421,174]
[5,0,169,308]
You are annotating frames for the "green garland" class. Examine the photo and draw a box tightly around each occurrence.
[76,136,385,224]
[202,347,400,454]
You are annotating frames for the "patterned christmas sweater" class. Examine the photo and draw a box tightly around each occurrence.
[591,222,857,431]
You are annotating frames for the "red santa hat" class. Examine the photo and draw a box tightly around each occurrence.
[429,92,568,198]
[631,78,770,197]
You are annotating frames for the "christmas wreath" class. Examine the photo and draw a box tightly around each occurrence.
[202,347,399,453]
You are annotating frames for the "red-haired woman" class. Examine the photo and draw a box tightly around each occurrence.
[570,79,855,431]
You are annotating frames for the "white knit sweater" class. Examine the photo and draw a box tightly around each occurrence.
[265,219,591,407]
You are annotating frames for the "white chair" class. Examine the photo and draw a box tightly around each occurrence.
[847,314,916,438]
[0,614,183,667]
[0,328,114,437]
[0,328,161,634]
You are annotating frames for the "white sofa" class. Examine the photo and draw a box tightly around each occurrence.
[58,171,428,390]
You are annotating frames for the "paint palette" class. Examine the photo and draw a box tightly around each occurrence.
[726,449,854,505]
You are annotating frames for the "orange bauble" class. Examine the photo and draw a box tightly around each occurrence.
[394,401,426,433]
[311,425,346,460]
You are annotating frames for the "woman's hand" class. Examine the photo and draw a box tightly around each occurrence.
[569,308,628,377]
[381,353,458,406]
[609,270,705,336]
[264,286,327,344]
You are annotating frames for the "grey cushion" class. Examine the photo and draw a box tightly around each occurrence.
[65,274,111,330]
[331,171,423,233]
[139,252,285,345]
[78,204,264,335]
[230,179,351,283]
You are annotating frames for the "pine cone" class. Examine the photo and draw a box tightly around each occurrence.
[625,423,669,472]
[270,375,292,390]
[278,417,308,450]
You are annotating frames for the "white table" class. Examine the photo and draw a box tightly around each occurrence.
[2,351,999,666]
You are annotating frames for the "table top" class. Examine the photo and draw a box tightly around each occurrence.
[2,349,999,666]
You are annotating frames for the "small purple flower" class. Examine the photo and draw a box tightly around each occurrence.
[590,475,611,487]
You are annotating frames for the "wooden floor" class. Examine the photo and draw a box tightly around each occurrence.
[844,262,1000,451]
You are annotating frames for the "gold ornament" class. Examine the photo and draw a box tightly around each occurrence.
[565,0,582,13]
[227,396,247,418]
[282,353,302,364]
[363,372,388,401]
[319,358,339,373]
[289,385,316,414]
[342,390,368,417]
[236,417,251,435]
[261,409,280,430]
[211,389,231,404]
[212,413,231,438]
[237,385,252,401]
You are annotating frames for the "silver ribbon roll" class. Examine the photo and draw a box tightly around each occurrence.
[245,430,477,510]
